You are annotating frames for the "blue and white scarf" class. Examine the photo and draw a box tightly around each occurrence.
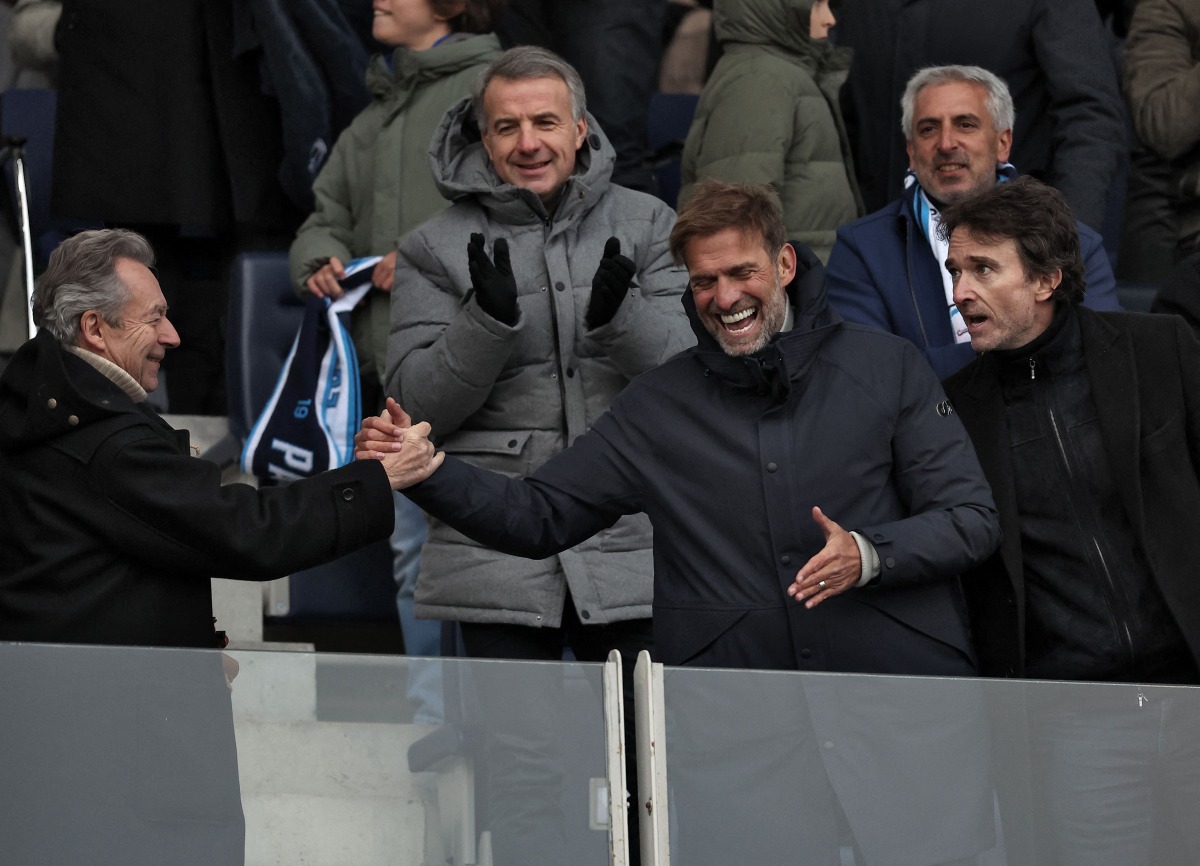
[905,163,1018,344]
[241,284,371,482]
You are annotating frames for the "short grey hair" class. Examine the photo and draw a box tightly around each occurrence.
[472,45,587,130]
[900,65,1015,139]
[34,229,156,344]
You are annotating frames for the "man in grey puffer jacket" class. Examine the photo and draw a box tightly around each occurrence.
[386,46,691,865]
[388,46,691,655]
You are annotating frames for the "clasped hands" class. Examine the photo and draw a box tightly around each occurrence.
[355,398,444,490]
[467,233,637,328]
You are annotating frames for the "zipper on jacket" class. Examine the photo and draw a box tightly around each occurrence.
[1045,395,1136,671]
[543,221,570,436]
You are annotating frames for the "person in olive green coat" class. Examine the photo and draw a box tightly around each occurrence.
[287,1,503,721]
[678,0,861,262]
[289,1,504,398]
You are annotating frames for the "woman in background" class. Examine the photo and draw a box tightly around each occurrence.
[289,0,505,719]
[678,0,861,262]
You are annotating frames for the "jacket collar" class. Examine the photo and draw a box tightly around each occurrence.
[0,330,138,450]
[429,95,616,229]
[368,33,501,105]
[683,242,842,401]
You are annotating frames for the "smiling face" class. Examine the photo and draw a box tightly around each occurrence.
[85,258,180,392]
[906,81,1012,206]
[480,75,587,210]
[372,0,453,50]
[684,228,796,356]
[946,229,1057,353]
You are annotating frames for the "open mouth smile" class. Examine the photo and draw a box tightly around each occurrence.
[720,307,758,333]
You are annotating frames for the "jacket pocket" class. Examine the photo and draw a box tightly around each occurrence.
[1140,412,1182,458]
[441,429,535,475]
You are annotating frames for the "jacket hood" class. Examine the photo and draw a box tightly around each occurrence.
[0,330,135,451]
[683,240,842,400]
[367,33,502,108]
[714,0,847,73]
[428,94,617,222]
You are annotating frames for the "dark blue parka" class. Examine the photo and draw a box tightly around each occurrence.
[405,249,1000,673]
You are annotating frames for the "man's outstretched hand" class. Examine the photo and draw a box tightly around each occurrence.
[355,398,444,490]
[787,507,862,608]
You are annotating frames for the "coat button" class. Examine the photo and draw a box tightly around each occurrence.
[67,415,79,426]
[566,368,575,378]
[46,398,57,409]
[341,488,355,501]
[581,610,591,620]
[551,372,558,379]
[873,533,884,542]
[540,285,547,292]
[766,462,778,472]
[800,648,812,659]
[884,557,896,568]
[780,554,791,565]
[555,281,565,291]
[508,439,518,448]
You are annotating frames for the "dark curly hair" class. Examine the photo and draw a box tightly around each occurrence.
[939,176,1086,304]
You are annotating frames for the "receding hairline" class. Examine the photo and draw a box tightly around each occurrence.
[480,74,577,125]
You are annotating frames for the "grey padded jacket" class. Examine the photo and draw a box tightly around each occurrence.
[387,97,694,627]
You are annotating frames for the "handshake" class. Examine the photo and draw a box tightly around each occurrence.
[355,398,444,491]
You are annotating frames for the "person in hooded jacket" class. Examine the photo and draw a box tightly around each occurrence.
[290,0,504,396]
[678,0,862,263]
[385,45,692,865]
[386,45,692,660]
[362,180,1003,865]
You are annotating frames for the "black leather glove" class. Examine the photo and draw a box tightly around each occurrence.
[585,237,636,330]
[467,233,517,325]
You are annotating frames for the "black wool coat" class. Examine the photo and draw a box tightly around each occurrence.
[0,330,395,648]
[944,307,1200,677]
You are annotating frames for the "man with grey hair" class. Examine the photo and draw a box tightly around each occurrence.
[825,64,1122,379]
[386,44,691,670]
[386,44,690,866]
[0,228,435,649]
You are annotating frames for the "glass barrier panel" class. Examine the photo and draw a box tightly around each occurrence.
[659,666,1200,866]
[0,643,614,866]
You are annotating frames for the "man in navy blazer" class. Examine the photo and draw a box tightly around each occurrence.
[826,65,1121,380]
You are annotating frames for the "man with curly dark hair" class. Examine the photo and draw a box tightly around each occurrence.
[943,171,1200,866]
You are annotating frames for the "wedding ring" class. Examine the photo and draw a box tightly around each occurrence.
[818,580,827,589]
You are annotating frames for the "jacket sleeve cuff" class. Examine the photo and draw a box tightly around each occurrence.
[850,530,881,586]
